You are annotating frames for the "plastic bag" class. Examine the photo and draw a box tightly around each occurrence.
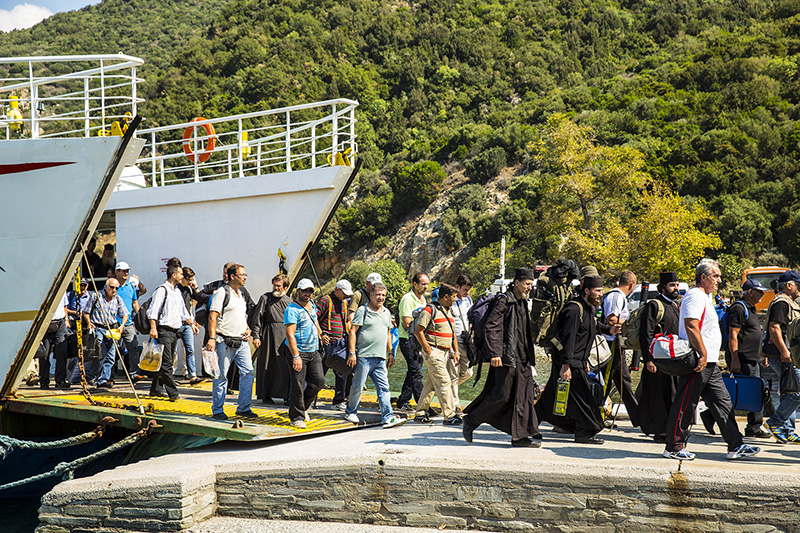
[203,348,220,379]
[139,339,164,373]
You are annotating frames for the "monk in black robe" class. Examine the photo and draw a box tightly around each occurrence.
[634,271,681,441]
[463,268,541,448]
[538,275,617,444]
[251,275,292,403]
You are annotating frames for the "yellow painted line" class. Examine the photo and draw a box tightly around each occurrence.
[0,310,37,323]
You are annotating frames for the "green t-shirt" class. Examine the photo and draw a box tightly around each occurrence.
[353,304,392,359]
[398,291,426,339]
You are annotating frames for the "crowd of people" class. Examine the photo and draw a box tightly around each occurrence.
[33,241,800,461]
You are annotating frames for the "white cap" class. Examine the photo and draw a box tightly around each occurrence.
[297,278,315,290]
[115,261,130,271]
[366,272,382,284]
[336,279,354,296]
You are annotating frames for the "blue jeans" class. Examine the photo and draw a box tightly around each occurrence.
[346,357,394,423]
[212,339,254,415]
[766,362,800,435]
[179,324,196,377]
[97,328,119,385]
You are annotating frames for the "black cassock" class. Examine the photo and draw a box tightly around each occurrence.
[634,295,680,437]
[537,297,604,439]
[251,292,292,402]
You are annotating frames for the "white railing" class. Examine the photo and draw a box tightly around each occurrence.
[0,54,144,140]
[137,99,358,187]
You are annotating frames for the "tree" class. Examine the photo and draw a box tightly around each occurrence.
[390,160,447,215]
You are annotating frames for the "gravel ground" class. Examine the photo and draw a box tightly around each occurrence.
[186,517,491,532]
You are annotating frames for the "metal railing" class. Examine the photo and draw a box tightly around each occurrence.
[0,54,144,140]
[137,99,358,187]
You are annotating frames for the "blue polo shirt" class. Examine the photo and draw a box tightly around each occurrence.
[284,302,319,353]
[116,280,138,326]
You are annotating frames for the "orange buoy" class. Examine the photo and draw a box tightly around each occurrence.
[182,118,216,163]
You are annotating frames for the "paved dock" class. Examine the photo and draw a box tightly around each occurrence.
[36,402,799,532]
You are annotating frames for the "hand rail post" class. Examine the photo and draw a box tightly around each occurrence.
[285,110,292,172]
[331,103,338,165]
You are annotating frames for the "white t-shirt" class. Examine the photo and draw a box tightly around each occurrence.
[53,293,68,320]
[210,286,248,337]
[679,287,721,363]
[602,288,629,341]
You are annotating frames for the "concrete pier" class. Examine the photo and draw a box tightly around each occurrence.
[35,409,800,532]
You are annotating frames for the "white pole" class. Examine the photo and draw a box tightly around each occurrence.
[499,236,506,282]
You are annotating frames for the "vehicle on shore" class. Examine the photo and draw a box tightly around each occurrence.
[742,266,787,313]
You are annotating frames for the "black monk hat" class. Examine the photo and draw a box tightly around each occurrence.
[659,271,679,285]
[583,275,603,289]
[514,267,536,281]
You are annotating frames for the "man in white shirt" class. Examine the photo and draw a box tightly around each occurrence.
[663,259,760,461]
[601,270,639,427]
[206,264,257,420]
[37,293,70,389]
[148,265,199,400]
[450,274,475,413]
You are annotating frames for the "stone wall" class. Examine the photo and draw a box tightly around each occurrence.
[215,462,797,532]
[36,476,216,532]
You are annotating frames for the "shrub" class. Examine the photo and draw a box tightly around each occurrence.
[390,160,447,215]
[465,146,507,183]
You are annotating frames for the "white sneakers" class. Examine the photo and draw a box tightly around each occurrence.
[291,419,306,429]
[382,416,406,429]
[344,413,359,424]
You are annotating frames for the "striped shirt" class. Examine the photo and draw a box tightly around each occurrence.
[148,282,192,329]
[317,293,347,339]
[415,304,456,349]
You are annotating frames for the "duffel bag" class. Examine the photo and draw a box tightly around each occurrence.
[650,334,698,377]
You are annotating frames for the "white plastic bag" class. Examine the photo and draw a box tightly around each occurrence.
[139,339,164,373]
[202,348,220,379]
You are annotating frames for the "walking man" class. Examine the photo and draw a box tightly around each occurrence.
[763,270,800,442]
[634,271,681,442]
[148,265,198,400]
[85,278,128,388]
[348,272,382,323]
[601,270,639,427]
[317,279,353,409]
[113,261,141,376]
[465,268,541,447]
[395,272,428,412]
[412,282,461,426]
[251,274,292,404]
[663,259,760,460]
[451,274,475,414]
[344,282,405,428]
[206,264,256,419]
[284,278,326,428]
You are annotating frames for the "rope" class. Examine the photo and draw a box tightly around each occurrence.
[0,430,100,459]
[0,427,149,492]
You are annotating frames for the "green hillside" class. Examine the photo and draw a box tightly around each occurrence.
[4,0,800,285]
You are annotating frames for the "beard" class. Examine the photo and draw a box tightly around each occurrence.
[101,256,115,269]
[273,290,286,297]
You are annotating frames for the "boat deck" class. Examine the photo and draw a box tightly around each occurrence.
[3,381,383,441]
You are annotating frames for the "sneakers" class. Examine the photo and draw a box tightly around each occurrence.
[443,416,463,426]
[344,412,359,424]
[304,411,311,422]
[332,402,347,411]
[291,419,307,429]
[663,448,696,461]
[745,426,772,439]
[189,377,205,385]
[727,444,760,460]
[382,416,406,429]
[785,432,800,444]
[235,410,259,418]
[212,412,228,420]
[766,423,789,443]
[395,403,414,413]
[414,414,434,424]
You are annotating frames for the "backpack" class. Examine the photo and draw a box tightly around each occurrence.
[467,293,514,367]
[408,302,454,357]
[133,286,167,335]
[622,299,665,351]
[720,300,748,344]
[530,271,573,348]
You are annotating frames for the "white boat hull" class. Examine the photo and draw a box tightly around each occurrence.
[0,137,144,396]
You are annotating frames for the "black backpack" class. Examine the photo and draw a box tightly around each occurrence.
[133,286,167,335]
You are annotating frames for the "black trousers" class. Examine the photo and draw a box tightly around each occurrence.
[666,363,743,452]
[151,327,179,399]
[288,350,325,422]
[396,337,423,406]
[603,337,639,427]
[38,320,69,386]
[322,341,352,404]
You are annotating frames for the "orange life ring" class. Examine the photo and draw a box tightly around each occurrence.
[182,118,216,163]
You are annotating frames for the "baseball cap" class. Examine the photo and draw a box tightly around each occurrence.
[297,278,315,290]
[115,261,130,271]
[366,272,382,284]
[336,279,354,296]
[80,278,89,285]
[742,278,768,292]
[778,270,800,283]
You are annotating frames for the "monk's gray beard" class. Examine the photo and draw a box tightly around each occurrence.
[273,290,286,297]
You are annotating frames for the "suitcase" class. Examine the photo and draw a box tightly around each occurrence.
[722,373,765,412]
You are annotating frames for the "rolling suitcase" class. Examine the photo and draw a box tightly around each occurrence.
[722,373,765,412]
